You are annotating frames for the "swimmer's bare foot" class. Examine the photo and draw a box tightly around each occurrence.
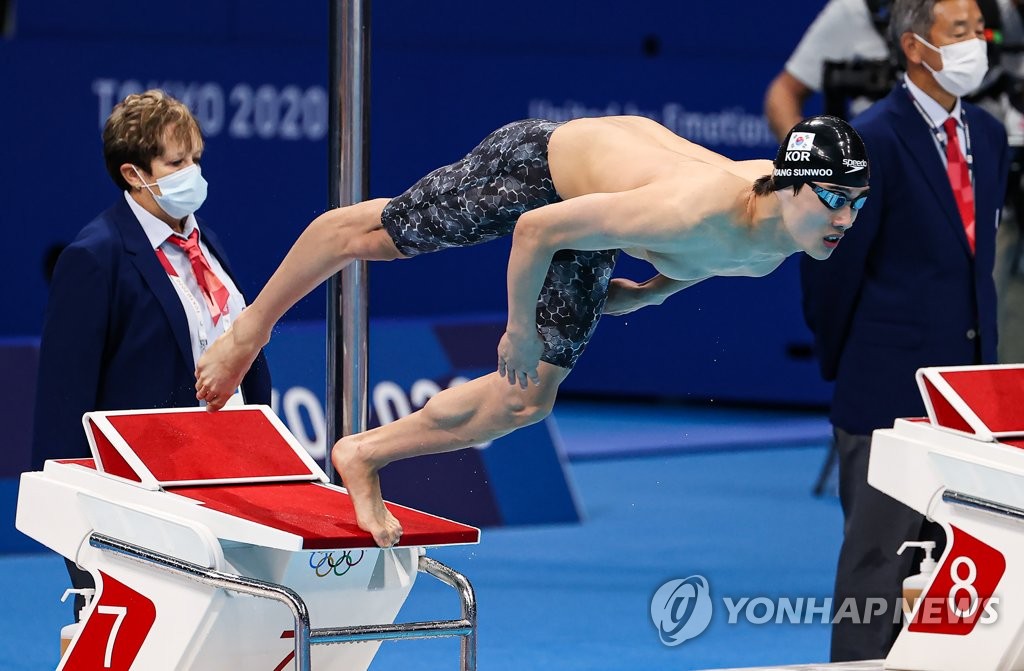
[332,438,403,548]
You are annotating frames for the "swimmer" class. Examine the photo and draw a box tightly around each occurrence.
[195,114,869,547]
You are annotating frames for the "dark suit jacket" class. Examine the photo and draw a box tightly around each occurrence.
[31,198,272,468]
[801,85,1010,435]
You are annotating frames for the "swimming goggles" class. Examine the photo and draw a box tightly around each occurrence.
[809,182,868,211]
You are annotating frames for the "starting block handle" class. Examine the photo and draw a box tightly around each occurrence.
[420,555,477,671]
[943,489,1024,522]
[308,555,477,670]
[88,532,314,669]
[87,532,478,671]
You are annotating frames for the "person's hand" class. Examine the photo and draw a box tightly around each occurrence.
[603,278,655,316]
[497,328,544,388]
[195,312,267,411]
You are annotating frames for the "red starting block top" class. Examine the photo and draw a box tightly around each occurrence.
[917,365,1024,441]
[170,482,480,549]
[74,407,481,549]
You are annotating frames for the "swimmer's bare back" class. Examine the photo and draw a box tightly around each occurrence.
[547,116,772,199]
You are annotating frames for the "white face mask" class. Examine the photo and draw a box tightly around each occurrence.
[914,34,988,97]
[133,163,208,220]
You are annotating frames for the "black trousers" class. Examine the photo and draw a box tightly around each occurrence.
[830,427,945,662]
[64,558,95,620]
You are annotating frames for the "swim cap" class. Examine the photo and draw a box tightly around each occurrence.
[772,115,869,189]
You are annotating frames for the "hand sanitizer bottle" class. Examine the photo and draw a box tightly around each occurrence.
[59,588,95,657]
[897,540,938,617]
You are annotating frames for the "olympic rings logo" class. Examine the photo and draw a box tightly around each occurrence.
[308,550,365,577]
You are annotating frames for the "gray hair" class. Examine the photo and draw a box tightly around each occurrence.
[888,0,939,66]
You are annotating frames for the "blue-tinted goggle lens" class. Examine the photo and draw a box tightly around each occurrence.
[811,183,868,211]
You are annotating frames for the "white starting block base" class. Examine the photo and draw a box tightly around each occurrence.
[868,366,1024,671]
[16,406,481,671]
[701,663,884,671]
[709,366,1024,671]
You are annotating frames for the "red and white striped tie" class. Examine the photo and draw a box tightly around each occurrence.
[165,230,230,324]
[943,116,975,254]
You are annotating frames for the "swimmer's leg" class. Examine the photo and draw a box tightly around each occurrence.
[332,361,570,547]
[196,198,401,407]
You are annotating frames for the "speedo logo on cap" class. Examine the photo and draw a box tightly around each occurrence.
[843,158,868,173]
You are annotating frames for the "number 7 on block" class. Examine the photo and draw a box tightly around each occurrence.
[96,606,128,668]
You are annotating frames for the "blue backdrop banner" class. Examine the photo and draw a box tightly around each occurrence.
[1,0,833,408]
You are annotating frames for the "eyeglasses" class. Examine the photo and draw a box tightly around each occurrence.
[810,182,868,211]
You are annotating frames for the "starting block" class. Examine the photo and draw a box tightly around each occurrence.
[700,664,884,671]
[16,406,480,670]
[869,364,1024,671]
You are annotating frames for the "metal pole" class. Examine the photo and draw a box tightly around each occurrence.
[326,0,371,482]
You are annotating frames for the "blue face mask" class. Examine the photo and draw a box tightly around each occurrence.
[133,164,208,220]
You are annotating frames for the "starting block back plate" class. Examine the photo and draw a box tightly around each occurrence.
[916,365,1024,441]
[83,406,325,488]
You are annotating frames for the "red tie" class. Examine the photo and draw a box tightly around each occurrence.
[943,116,975,254]
[165,230,231,325]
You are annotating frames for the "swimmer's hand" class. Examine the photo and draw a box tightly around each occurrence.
[603,278,659,316]
[195,308,269,411]
[497,328,544,388]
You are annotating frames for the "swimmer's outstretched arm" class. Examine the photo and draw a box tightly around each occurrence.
[603,275,704,316]
[499,185,682,386]
[240,212,351,343]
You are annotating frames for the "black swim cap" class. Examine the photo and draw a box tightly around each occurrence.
[772,115,869,190]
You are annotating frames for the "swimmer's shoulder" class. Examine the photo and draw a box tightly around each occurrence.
[558,115,671,138]
[653,161,755,195]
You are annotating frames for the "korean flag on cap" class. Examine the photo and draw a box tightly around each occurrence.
[787,132,815,151]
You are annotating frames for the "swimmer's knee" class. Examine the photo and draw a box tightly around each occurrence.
[363,228,404,261]
[332,200,403,261]
[503,391,555,429]
[505,364,567,428]
[522,398,555,426]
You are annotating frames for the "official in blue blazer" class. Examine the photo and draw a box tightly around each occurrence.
[32,90,272,468]
[32,199,273,466]
[800,0,1010,661]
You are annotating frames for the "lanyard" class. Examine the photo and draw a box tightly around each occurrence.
[155,247,231,352]
[155,244,243,405]
[902,81,974,186]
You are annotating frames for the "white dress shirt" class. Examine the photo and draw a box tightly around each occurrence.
[904,75,968,165]
[125,191,247,401]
